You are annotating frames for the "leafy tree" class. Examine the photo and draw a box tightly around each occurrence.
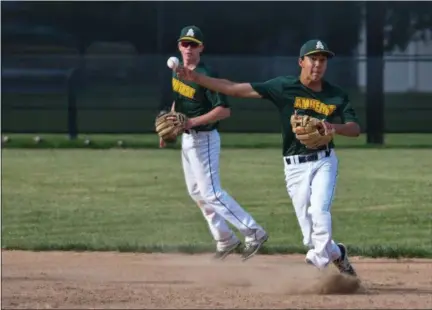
[384,2,432,51]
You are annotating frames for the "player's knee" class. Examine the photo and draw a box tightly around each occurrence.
[187,188,203,202]
[201,189,224,205]
[187,190,203,202]
[189,193,202,202]
[186,184,202,201]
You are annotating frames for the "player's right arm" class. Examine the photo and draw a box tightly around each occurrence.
[177,66,285,104]
[195,75,262,98]
[176,66,261,98]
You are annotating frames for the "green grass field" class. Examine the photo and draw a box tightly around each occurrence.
[2,147,432,258]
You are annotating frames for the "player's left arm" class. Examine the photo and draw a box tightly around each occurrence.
[189,91,230,128]
[187,71,231,128]
[188,106,230,128]
[332,122,360,137]
[331,95,361,137]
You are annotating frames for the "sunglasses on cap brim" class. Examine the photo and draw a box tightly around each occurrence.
[179,41,200,48]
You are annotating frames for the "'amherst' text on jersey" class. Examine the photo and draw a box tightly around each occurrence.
[250,75,359,156]
[171,62,230,132]
[172,78,196,99]
[294,97,336,116]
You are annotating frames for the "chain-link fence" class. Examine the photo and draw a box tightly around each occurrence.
[2,54,432,134]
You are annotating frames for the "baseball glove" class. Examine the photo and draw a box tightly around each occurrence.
[290,114,335,149]
[155,111,188,142]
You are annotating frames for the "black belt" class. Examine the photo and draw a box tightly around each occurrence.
[285,149,331,165]
[184,129,211,134]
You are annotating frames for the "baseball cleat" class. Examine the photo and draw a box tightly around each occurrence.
[213,240,241,260]
[333,243,357,276]
[241,234,269,262]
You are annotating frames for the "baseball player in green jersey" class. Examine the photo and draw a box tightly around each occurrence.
[160,26,268,261]
[175,39,361,276]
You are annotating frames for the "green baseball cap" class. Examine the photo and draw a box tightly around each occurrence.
[178,25,204,45]
[299,39,335,58]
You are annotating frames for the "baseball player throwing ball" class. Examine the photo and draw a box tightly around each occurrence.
[175,39,360,277]
[155,26,268,261]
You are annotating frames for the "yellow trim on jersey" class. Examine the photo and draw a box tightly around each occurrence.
[294,97,336,116]
[172,78,196,99]
[178,37,203,44]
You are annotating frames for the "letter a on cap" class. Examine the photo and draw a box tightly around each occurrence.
[186,29,195,37]
[316,41,324,49]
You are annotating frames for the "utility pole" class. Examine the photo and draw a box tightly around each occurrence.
[365,1,386,145]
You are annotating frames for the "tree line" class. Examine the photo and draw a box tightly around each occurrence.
[2,1,431,56]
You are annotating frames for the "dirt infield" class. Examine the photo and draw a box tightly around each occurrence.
[2,251,432,309]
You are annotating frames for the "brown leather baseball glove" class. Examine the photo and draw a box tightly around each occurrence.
[290,114,335,149]
[155,111,188,142]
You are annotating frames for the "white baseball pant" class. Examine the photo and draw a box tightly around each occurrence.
[181,129,267,250]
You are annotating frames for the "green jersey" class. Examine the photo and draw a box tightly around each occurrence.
[172,61,229,132]
[250,76,359,156]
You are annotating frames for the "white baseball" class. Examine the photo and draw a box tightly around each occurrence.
[167,57,179,70]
